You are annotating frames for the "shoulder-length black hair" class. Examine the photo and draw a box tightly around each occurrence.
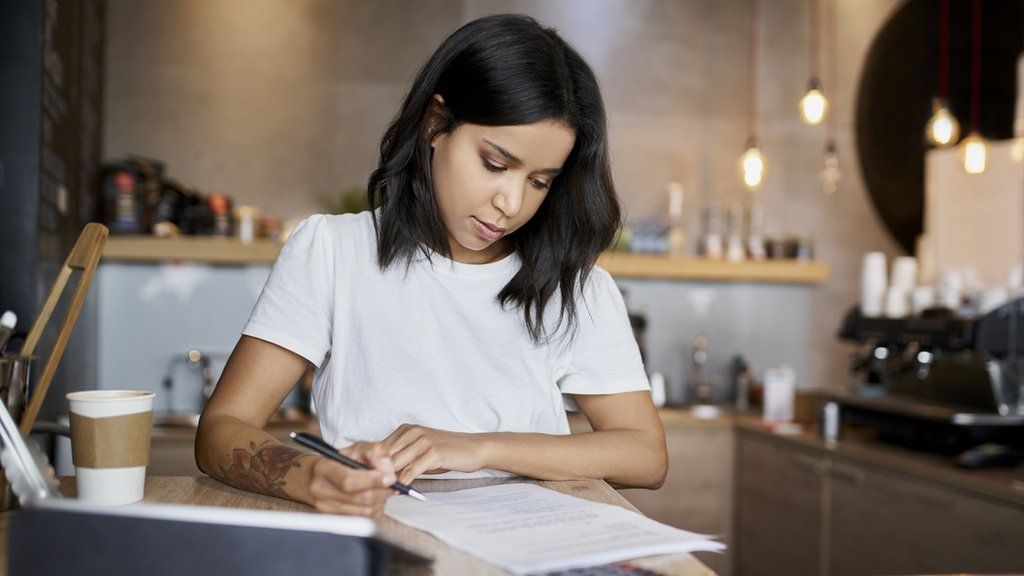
[367,14,621,343]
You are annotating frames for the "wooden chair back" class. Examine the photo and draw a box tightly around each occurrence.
[18,223,108,436]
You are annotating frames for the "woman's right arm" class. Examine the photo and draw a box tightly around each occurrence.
[195,335,398,517]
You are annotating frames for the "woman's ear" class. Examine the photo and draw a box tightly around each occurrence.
[426,94,450,149]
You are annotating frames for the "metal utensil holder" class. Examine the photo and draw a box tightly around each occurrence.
[0,354,39,510]
[0,356,37,433]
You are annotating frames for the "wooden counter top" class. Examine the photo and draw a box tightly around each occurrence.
[102,236,829,284]
[729,413,1024,508]
[38,476,716,576]
[577,407,1024,509]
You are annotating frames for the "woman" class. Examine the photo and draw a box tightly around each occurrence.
[195,14,666,519]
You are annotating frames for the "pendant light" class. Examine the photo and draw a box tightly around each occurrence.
[960,0,987,174]
[926,0,960,146]
[961,133,988,174]
[799,0,828,125]
[740,139,767,189]
[739,0,766,190]
[819,0,841,194]
[927,101,960,146]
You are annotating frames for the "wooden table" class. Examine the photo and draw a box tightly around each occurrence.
[40,476,717,576]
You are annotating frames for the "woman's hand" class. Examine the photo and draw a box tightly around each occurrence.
[307,441,398,518]
[381,424,488,484]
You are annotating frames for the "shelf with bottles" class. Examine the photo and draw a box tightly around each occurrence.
[607,186,828,285]
[597,252,828,284]
[103,235,281,265]
[104,235,828,283]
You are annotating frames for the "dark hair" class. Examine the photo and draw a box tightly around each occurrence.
[367,14,621,343]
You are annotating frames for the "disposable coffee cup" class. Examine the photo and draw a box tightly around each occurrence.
[890,256,918,292]
[66,390,155,505]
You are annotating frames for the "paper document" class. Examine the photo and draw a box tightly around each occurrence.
[385,483,724,575]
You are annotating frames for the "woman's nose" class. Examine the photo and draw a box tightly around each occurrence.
[493,180,525,218]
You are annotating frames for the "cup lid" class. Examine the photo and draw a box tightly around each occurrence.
[66,390,156,402]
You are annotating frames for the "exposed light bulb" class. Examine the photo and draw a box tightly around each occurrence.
[820,142,841,194]
[738,140,766,190]
[925,98,961,146]
[960,133,988,175]
[799,80,828,125]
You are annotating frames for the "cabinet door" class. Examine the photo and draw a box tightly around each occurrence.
[735,433,826,576]
[829,460,1024,575]
[621,425,734,575]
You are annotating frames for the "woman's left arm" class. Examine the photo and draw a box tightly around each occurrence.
[381,390,667,489]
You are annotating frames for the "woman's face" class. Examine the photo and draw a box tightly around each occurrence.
[430,109,576,265]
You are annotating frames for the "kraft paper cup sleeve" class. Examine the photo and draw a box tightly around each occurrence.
[69,411,152,468]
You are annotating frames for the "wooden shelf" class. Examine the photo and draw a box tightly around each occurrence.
[103,236,281,265]
[103,237,830,284]
[596,252,829,284]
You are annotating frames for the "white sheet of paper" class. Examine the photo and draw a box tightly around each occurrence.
[385,482,724,575]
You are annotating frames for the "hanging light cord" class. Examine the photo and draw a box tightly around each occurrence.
[970,0,983,131]
[939,0,950,100]
[809,0,820,80]
[748,0,759,142]
[825,0,838,142]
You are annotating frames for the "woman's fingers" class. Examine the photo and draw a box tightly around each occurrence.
[366,450,397,478]
[390,436,430,473]
[309,458,399,518]
[338,441,397,479]
[314,458,396,493]
[311,476,393,506]
[397,447,441,485]
[341,441,387,465]
[381,424,422,457]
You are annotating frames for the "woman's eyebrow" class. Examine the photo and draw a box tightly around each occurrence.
[483,139,561,175]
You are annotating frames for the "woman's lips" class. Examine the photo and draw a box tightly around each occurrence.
[472,217,505,241]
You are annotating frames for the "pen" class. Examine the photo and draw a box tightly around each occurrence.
[290,431,428,502]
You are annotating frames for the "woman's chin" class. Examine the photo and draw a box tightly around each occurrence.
[456,234,495,252]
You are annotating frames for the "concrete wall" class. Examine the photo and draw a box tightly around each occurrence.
[103,0,906,391]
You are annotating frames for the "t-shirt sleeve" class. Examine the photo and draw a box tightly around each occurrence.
[557,268,650,410]
[241,214,336,368]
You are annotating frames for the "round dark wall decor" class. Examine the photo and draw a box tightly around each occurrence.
[855,0,1023,252]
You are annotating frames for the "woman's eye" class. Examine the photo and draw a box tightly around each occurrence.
[530,179,550,190]
[482,158,506,173]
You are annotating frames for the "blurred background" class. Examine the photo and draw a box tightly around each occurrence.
[1,1,1022,575]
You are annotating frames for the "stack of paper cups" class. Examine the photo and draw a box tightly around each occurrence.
[937,270,963,310]
[911,286,937,314]
[885,256,917,317]
[860,252,887,317]
[884,286,910,318]
[891,257,918,291]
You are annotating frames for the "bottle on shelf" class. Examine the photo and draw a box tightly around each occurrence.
[666,182,686,258]
[726,202,747,262]
[747,204,767,261]
[208,193,234,237]
[701,203,723,260]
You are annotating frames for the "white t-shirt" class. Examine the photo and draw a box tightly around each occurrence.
[242,211,649,478]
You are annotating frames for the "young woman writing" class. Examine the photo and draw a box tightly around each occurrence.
[195,14,666,519]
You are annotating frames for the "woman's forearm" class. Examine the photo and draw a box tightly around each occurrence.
[195,413,318,505]
[478,428,667,489]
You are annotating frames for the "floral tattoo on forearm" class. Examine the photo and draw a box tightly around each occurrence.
[217,440,305,499]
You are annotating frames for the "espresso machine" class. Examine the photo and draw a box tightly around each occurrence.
[833,297,1024,457]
